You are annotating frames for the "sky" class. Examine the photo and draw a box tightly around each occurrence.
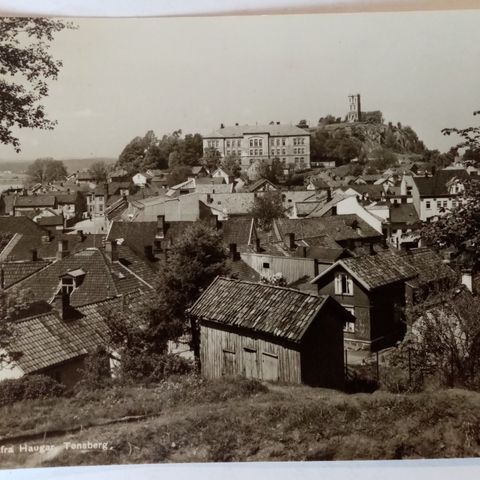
[1,10,480,161]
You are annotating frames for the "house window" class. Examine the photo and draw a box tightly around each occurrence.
[282,138,286,146]
[282,148,286,155]
[437,200,441,209]
[263,262,270,269]
[342,306,355,333]
[335,272,353,295]
[443,200,448,208]
[259,149,263,155]
[62,277,74,294]
[250,139,254,147]
[226,140,230,148]
[425,201,431,209]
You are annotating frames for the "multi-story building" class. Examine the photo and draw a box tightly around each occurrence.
[203,123,311,172]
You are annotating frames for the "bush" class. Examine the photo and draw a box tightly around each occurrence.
[74,349,116,392]
[0,374,65,406]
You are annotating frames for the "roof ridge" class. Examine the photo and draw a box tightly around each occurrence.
[217,276,321,298]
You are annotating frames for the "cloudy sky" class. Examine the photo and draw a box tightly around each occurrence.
[1,10,480,161]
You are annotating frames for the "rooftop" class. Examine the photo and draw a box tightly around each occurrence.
[413,169,470,197]
[204,124,310,139]
[188,277,344,343]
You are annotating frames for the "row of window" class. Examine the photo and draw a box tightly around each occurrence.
[425,199,458,210]
[293,148,306,155]
[206,140,220,148]
[293,137,306,146]
[226,139,241,148]
[249,139,263,148]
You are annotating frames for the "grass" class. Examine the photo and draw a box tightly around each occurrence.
[1,376,480,468]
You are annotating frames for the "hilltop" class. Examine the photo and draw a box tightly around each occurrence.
[0,376,479,468]
[0,157,116,174]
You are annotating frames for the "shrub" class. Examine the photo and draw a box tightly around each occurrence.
[0,374,65,406]
[74,349,116,392]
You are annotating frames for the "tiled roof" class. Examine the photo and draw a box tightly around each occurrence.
[329,252,419,290]
[55,193,78,204]
[195,177,225,185]
[389,203,420,225]
[347,184,385,198]
[189,277,341,343]
[273,215,381,243]
[1,260,51,288]
[11,296,124,374]
[227,259,261,282]
[15,249,119,306]
[14,195,56,208]
[0,216,46,235]
[204,124,309,138]
[36,215,64,226]
[402,248,456,287]
[413,169,470,197]
[246,178,278,192]
[219,216,257,248]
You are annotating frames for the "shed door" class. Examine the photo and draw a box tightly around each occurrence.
[243,348,258,379]
[222,350,236,376]
[261,352,279,382]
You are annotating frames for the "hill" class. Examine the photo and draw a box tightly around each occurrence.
[310,121,426,166]
[1,376,479,468]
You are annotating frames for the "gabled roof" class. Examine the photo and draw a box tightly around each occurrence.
[12,246,154,306]
[246,178,278,192]
[413,169,470,197]
[204,124,309,139]
[1,260,51,289]
[311,251,418,290]
[219,216,257,249]
[14,195,56,208]
[0,216,46,236]
[36,215,64,227]
[389,203,420,225]
[188,277,350,343]
[9,295,129,375]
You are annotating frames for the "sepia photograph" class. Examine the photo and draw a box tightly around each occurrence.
[0,7,480,472]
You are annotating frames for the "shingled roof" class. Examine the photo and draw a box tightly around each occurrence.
[188,277,349,343]
[1,260,51,289]
[204,124,309,139]
[14,195,56,208]
[413,169,470,197]
[311,248,454,291]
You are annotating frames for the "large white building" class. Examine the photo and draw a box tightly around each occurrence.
[203,123,311,172]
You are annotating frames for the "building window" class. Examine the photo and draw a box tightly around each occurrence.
[437,200,441,209]
[425,201,431,209]
[263,262,270,269]
[282,138,286,146]
[62,277,74,294]
[254,149,258,155]
[335,272,353,295]
[259,149,263,155]
[293,138,297,146]
[443,200,448,208]
[282,148,286,155]
[250,139,253,147]
[249,149,253,156]
[226,140,230,148]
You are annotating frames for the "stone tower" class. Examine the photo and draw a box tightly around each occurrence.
[347,94,361,122]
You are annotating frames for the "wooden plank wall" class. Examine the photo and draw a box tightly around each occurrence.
[200,324,301,384]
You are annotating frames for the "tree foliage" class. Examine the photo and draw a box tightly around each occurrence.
[106,223,228,363]
[116,130,203,174]
[442,110,480,151]
[421,179,480,258]
[202,146,221,172]
[256,158,283,184]
[221,155,241,178]
[391,287,480,389]
[310,129,363,166]
[368,147,397,171]
[248,192,285,231]
[26,157,67,184]
[88,160,110,183]
[0,18,73,152]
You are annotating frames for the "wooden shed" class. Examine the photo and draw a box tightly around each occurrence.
[188,277,354,389]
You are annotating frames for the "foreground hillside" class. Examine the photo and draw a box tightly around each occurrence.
[1,376,479,468]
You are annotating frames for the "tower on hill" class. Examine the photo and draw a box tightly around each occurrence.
[347,94,361,123]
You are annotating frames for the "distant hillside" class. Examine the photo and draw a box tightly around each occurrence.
[0,157,116,174]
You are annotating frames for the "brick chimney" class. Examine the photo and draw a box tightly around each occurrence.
[144,245,154,260]
[105,240,119,262]
[229,243,238,261]
[53,289,71,321]
[57,239,69,260]
[31,248,38,262]
[156,215,165,239]
[255,238,261,253]
[288,233,295,250]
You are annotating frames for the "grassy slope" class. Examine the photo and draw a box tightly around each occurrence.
[1,377,480,468]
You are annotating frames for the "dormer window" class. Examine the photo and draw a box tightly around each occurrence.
[60,269,86,294]
[335,272,353,295]
[62,277,74,294]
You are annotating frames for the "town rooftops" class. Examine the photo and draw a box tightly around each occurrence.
[204,123,310,139]
[0,216,47,236]
[413,169,470,197]
[389,203,421,226]
[1,260,51,289]
[188,277,351,343]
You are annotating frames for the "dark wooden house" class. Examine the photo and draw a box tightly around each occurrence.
[311,248,456,351]
[188,277,354,389]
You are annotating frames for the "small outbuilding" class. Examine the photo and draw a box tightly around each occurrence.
[188,277,353,389]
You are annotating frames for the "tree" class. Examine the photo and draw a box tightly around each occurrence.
[202,146,221,172]
[421,179,480,259]
[442,109,480,151]
[221,155,241,178]
[248,191,285,231]
[167,165,192,187]
[26,158,67,184]
[368,147,397,171]
[117,130,161,174]
[109,223,228,365]
[391,287,480,389]
[1,18,73,152]
[88,160,109,183]
[256,158,283,183]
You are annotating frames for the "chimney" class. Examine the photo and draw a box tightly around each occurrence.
[276,121,280,125]
[105,240,119,262]
[369,242,376,255]
[53,289,71,321]
[327,188,332,202]
[57,239,69,260]
[235,122,239,126]
[31,248,38,262]
[300,245,307,258]
[462,269,474,293]
[156,215,165,239]
[77,229,85,241]
[288,233,295,250]
[331,205,337,216]
[0,268,4,290]
[220,123,225,129]
[144,245,154,260]
[42,231,52,244]
[229,243,238,261]
[255,238,261,253]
